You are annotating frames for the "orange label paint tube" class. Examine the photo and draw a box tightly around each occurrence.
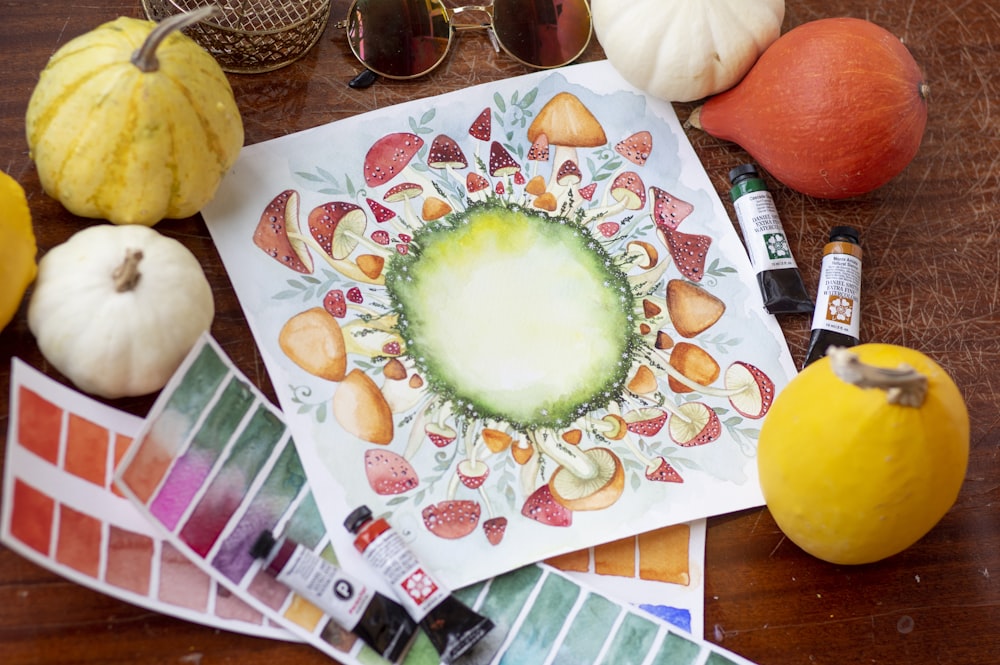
[344,505,496,665]
[729,164,814,315]
[251,530,417,663]
[803,226,863,368]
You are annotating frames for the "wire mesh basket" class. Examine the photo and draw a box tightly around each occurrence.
[141,0,332,73]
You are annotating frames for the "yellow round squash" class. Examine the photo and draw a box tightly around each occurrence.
[758,344,968,564]
[0,170,38,331]
[25,8,243,226]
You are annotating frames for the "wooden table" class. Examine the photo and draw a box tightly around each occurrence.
[2,1,998,663]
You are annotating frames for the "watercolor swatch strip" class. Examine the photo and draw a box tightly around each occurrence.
[0,359,296,641]
[113,335,755,664]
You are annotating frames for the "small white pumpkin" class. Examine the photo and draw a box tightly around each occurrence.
[592,0,785,103]
[28,224,215,399]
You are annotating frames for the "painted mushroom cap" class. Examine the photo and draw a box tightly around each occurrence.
[649,186,694,231]
[615,131,652,166]
[555,159,582,186]
[610,171,647,209]
[364,448,419,495]
[468,107,491,141]
[527,92,607,147]
[254,189,313,273]
[489,141,521,178]
[363,132,424,187]
[308,201,367,260]
[427,134,468,169]
[422,499,482,538]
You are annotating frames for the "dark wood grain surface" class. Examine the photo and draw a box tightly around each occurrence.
[2,1,998,663]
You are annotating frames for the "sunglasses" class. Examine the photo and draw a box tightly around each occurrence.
[338,0,593,80]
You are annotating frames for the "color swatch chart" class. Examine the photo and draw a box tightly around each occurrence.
[0,359,295,641]
[112,337,370,662]
[111,335,756,665]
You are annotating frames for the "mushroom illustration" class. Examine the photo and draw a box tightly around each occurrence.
[615,130,653,167]
[529,429,625,512]
[617,433,684,483]
[521,483,572,527]
[421,196,452,221]
[667,401,722,447]
[657,225,712,282]
[278,307,347,382]
[363,132,425,188]
[622,408,668,437]
[527,92,607,190]
[482,514,507,545]
[466,172,490,202]
[384,182,424,231]
[254,190,314,274]
[648,186,695,231]
[308,202,367,260]
[584,171,647,223]
[468,107,491,142]
[578,182,597,201]
[665,279,726,338]
[526,132,550,177]
[551,158,583,205]
[332,368,395,444]
[488,141,521,192]
[422,499,481,539]
[426,134,468,185]
[581,412,628,441]
[364,448,419,495]
[647,343,776,419]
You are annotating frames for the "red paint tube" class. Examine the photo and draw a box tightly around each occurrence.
[251,530,417,663]
[344,505,495,665]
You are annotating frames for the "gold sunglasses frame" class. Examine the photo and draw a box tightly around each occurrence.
[336,0,593,80]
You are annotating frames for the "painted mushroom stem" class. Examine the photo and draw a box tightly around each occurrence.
[529,429,599,479]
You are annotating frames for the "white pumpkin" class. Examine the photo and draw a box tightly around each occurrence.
[28,224,215,399]
[592,0,785,103]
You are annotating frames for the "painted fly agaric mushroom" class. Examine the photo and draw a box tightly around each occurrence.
[617,431,684,482]
[364,448,419,495]
[332,368,395,444]
[468,107,491,142]
[667,342,721,393]
[363,132,424,188]
[615,130,652,167]
[623,407,668,437]
[308,201,367,260]
[426,134,468,184]
[649,186,695,231]
[254,189,314,273]
[668,401,723,446]
[658,225,712,282]
[521,484,572,527]
[422,499,481,539]
[466,172,490,201]
[278,307,347,382]
[527,132,550,176]
[584,171,646,222]
[384,182,424,230]
[527,92,607,189]
[489,141,521,183]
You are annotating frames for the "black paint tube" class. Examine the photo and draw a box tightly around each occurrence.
[251,530,418,663]
[344,505,496,665]
[803,226,863,368]
[729,164,814,315]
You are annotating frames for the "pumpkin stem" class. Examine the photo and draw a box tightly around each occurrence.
[113,249,144,292]
[131,6,220,73]
[828,347,928,408]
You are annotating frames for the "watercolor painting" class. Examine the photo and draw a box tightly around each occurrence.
[111,335,753,664]
[202,60,798,589]
[0,359,298,641]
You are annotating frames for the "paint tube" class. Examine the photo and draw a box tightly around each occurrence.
[344,505,495,665]
[251,530,417,663]
[728,164,814,315]
[803,226,863,368]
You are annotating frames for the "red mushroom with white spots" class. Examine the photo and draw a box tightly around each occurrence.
[253,189,314,274]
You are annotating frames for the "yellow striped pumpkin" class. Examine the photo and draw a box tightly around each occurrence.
[25,9,243,226]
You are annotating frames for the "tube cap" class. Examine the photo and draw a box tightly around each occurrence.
[829,226,860,243]
[250,530,277,559]
[344,505,374,534]
[728,163,759,184]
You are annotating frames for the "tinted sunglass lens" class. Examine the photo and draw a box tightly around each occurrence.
[347,0,452,79]
[492,0,592,68]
